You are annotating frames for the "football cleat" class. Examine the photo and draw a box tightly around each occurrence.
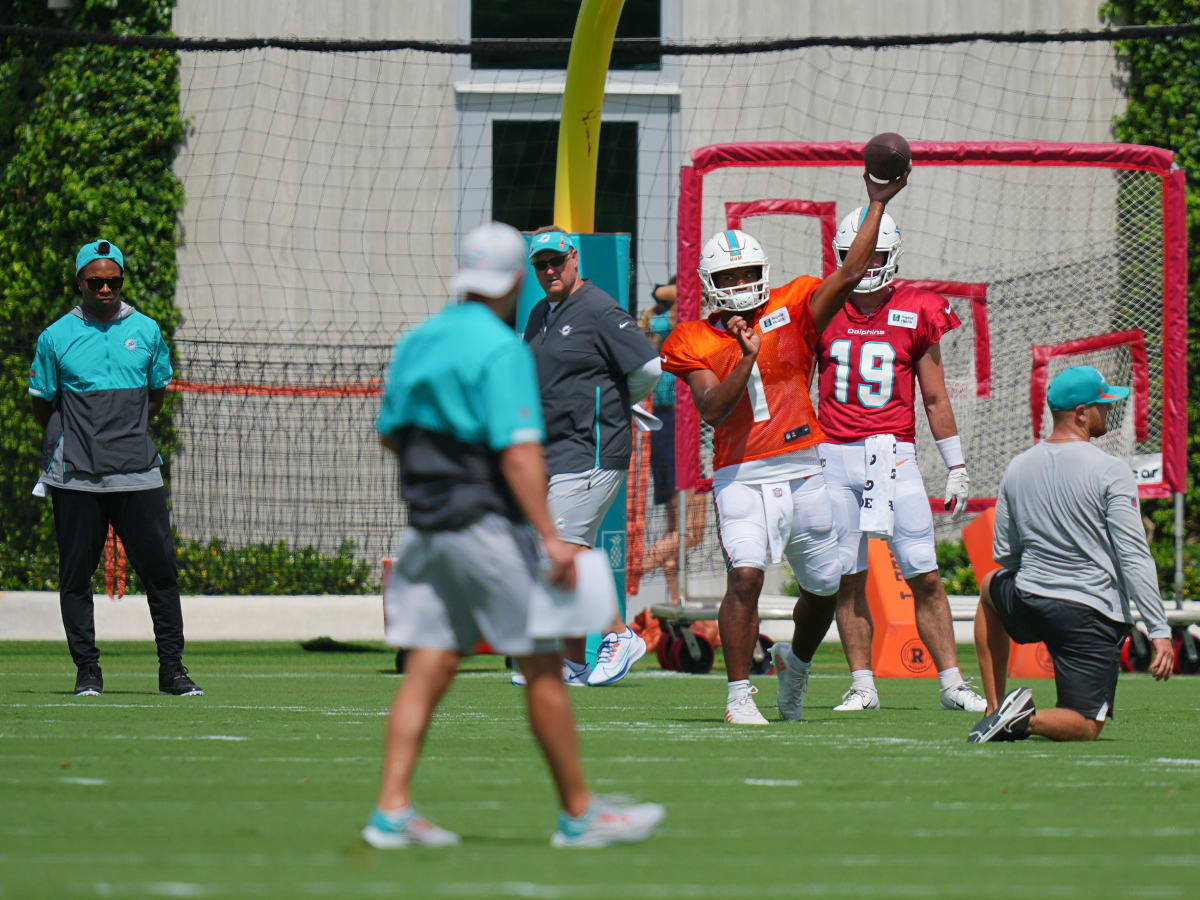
[967,687,1036,743]
[833,686,881,711]
[725,684,769,726]
[771,641,810,721]
[941,680,987,713]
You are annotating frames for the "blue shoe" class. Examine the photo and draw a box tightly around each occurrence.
[586,630,646,686]
[550,797,665,848]
[362,806,460,848]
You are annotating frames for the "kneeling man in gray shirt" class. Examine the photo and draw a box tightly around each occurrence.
[969,365,1174,743]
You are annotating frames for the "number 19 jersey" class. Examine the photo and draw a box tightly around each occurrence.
[660,276,826,472]
[815,285,960,444]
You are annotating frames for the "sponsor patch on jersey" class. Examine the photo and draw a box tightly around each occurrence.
[888,309,919,329]
[758,307,791,334]
[783,424,811,442]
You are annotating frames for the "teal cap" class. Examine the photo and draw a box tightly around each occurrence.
[1047,365,1130,410]
[76,239,124,275]
[528,230,575,259]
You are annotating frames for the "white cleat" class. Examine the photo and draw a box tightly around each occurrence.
[833,686,881,711]
[771,641,809,722]
[941,680,987,713]
[586,629,647,686]
[725,684,769,725]
[550,796,666,848]
[362,807,461,849]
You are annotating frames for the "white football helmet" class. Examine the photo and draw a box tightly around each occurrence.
[833,207,902,293]
[698,229,770,313]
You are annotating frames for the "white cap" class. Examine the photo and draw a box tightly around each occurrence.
[450,222,528,299]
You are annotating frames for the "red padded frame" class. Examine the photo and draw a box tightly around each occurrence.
[676,141,1187,499]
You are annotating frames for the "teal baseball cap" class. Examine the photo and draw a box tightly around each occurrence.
[1047,365,1130,410]
[528,230,575,259]
[75,239,124,275]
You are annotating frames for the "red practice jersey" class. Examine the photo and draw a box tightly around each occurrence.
[815,285,960,444]
[661,276,825,472]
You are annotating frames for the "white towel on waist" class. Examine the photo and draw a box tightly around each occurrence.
[859,434,897,539]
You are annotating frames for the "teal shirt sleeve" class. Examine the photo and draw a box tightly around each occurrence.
[28,331,58,403]
[149,327,173,389]
[481,342,545,451]
[376,342,407,438]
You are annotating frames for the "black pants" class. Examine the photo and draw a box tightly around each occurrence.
[51,486,184,668]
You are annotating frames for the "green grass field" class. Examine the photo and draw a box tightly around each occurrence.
[2,640,1198,899]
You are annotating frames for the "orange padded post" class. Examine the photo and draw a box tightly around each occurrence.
[961,509,1054,678]
[864,538,936,677]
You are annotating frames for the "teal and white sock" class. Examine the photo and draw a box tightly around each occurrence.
[938,667,963,690]
[556,804,595,839]
[371,805,413,831]
[727,678,750,700]
[851,669,876,692]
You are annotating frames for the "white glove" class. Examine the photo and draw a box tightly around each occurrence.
[944,467,970,521]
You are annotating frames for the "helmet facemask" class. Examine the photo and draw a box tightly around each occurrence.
[699,230,770,314]
[833,208,902,293]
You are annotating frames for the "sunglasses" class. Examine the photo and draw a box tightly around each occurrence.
[532,253,571,272]
[84,276,124,291]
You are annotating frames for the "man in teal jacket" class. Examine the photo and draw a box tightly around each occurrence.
[30,239,201,698]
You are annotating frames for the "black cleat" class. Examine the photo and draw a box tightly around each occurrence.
[968,687,1035,743]
[159,664,204,696]
[74,663,103,696]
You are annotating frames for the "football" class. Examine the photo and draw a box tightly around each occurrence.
[864,132,911,183]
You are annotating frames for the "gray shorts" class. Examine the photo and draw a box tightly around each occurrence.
[547,467,625,548]
[383,514,560,657]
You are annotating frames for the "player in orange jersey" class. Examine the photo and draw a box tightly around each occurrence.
[661,171,908,724]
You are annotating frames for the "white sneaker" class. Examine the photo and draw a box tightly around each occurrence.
[941,680,987,712]
[833,686,881,711]
[362,806,461,849]
[586,630,647,686]
[771,641,809,722]
[550,796,666,848]
[724,684,769,725]
[511,661,591,687]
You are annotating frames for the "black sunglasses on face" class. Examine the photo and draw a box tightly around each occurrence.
[85,276,124,291]
[532,253,570,272]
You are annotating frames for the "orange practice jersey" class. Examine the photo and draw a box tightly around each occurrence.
[660,276,825,471]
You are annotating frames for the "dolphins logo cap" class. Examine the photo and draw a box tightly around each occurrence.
[528,230,576,259]
[1046,365,1130,411]
[450,222,528,298]
[75,239,124,275]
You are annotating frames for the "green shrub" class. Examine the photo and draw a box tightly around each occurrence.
[0,537,378,595]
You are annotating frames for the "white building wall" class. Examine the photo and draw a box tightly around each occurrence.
[165,1,1130,562]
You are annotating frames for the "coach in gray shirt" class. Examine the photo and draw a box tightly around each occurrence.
[968,365,1174,743]
[521,226,661,688]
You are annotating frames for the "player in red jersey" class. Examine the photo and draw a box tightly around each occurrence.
[661,172,907,724]
[815,207,984,714]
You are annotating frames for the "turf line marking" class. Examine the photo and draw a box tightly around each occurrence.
[744,778,801,786]
[59,777,106,785]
